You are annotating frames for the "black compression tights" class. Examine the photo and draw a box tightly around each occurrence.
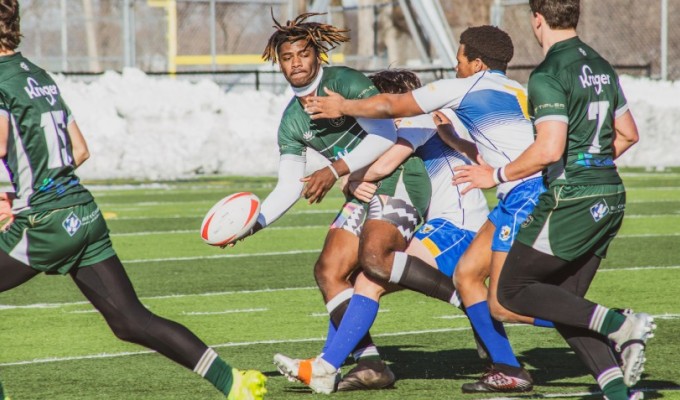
[70,256,209,369]
[497,242,619,378]
[0,252,208,370]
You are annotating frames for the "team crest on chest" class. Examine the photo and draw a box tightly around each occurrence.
[329,116,346,127]
[303,131,314,141]
[499,225,512,241]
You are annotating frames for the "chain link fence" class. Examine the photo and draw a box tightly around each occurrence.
[495,0,679,82]
[17,0,680,89]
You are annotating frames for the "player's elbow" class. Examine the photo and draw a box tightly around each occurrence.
[73,148,90,167]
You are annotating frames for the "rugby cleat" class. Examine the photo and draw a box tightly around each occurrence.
[337,359,395,391]
[226,368,267,400]
[608,313,656,386]
[273,354,339,394]
[461,363,533,393]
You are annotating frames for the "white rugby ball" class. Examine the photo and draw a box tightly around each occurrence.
[200,192,261,246]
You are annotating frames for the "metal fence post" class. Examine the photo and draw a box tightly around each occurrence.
[60,0,68,71]
[210,0,217,72]
[661,0,668,80]
[123,0,131,68]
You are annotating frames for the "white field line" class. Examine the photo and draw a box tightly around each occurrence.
[2,265,678,312]
[483,386,673,400]
[103,209,338,220]
[181,308,267,316]
[2,313,678,367]
[109,226,680,238]
[124,249,321,264]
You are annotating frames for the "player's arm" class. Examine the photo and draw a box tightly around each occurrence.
[251,154,306,235]
[0,114,8,159]
[67,121,90,168]
[453,120,564,193]
[432,110,479,162]
[611,110,639,160]
[351,138,415,182]
[306,88,424,120]
[302,117,397,204]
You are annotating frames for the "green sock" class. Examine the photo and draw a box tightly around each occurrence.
[602,377,628,400]
[205,357,234,396]
[600,310,627,336]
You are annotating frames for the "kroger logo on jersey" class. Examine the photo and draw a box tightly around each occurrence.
[579,65,611,95]
[24,77,59,106]
[590,199,610,222]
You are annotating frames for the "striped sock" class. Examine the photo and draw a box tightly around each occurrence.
[598,367,627,400]
[590,305,626,335]
[352,344,381,362]
[194,348,234,396]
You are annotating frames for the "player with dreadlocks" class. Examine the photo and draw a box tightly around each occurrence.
[235,12,436,392]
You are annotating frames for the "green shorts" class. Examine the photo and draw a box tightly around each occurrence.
[0,201,116,274]
[516,184,626,261]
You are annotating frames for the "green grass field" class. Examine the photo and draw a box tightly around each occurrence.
[1,169,679,399]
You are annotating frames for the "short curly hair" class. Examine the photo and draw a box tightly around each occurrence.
[0,0,21,51]
[368,69,422,94]
[459,25,513,72]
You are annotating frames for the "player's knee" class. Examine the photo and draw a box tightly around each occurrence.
[358,249,391,282]
[105,311,152,343]
[313,257,348,295]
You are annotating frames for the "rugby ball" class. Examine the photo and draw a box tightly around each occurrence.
[200,192,261,246]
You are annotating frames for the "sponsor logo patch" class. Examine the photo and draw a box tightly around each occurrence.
[521,214,534,228]
[302,131,314,141]
[590,199,610,222]
[420,223,434,234]
[329,116,346,127]
[24,77,59,105]
[62,212,82,236]
[579,65,611,95]
[499,225,512,241]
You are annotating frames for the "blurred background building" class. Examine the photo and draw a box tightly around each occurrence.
[17,0,679,91]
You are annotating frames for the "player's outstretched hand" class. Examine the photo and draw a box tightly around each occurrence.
[220,222,262,249]
[305,87,346,120]
[301,166,338,204]
[453,155,495,194]
[348,181,378,203]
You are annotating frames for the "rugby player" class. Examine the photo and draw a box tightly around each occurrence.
[273,69,490,393]
[454,1,650,399]
[305,25,543,393]
[237,12,433,389]
[0,1,266,398]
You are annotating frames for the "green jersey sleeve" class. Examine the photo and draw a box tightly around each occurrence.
[614,79,629,118]
[528,71,569,125]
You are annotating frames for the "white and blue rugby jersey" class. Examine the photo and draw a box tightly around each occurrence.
[411,70,540,198]
[397,114,488,232]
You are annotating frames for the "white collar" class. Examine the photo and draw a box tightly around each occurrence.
[291,66,324,97]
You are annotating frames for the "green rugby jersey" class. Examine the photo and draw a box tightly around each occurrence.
[528,37,628,186]
[278,66,380,160]
[0,53,92,213]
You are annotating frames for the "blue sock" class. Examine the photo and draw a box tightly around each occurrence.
[321,319,338,355]
[321,295,379,370]
[466,301,520,367]
[533,318,555,328]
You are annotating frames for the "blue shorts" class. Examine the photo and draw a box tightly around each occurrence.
[413,218,476,277]
[488,177,546,253]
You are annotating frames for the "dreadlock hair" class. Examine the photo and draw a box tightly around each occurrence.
[0,0,21,51]
[262,11,350,64]
[530,0,579,30]
[460,25,514,73]
[369,69,422,94]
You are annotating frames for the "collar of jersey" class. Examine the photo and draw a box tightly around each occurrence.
[291,66,324,97]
